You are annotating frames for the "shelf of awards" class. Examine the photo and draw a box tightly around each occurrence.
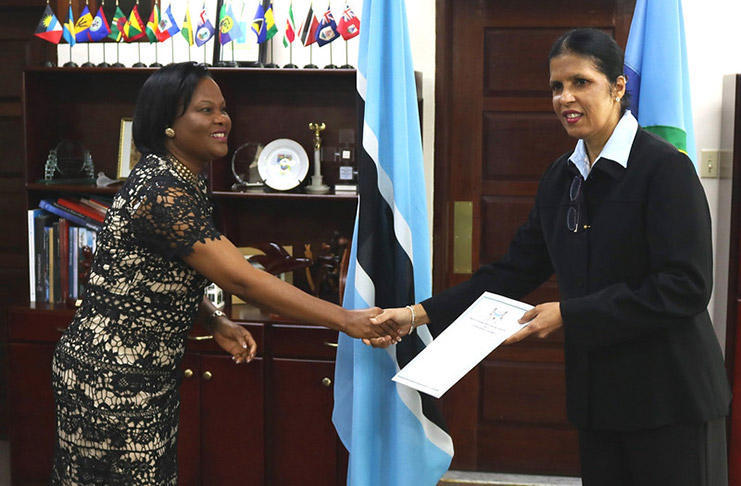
[24,67,359,202]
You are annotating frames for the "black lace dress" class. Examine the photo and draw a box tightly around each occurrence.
[51,154,221,485]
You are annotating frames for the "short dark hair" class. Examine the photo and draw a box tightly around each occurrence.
[549,28,631,113]
[132,62,213,156]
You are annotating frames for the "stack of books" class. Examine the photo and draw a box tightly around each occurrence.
[27,196,111,303]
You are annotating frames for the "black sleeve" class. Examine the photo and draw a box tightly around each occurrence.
[130,179,222,261]
[422,193,554,335]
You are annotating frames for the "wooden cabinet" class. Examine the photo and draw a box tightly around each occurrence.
[8,307,347,486]
[177,350,265,486]
[10,66,359,485]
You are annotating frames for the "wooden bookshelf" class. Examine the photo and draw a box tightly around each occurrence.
[10,66,359,485]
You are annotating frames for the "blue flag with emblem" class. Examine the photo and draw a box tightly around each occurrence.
[624,0,696,165]
[331,0,454,485]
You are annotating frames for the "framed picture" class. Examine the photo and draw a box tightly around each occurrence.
[117,118,141,179]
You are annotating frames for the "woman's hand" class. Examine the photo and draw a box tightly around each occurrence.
[342,307,403,342]
[363,306,416,347]
[212,318,258,364]
[504,301,563,345]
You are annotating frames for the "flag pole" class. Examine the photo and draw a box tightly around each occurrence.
[134,41,146,66]
[99,0,110,70]
[305,44,317,69]
[81,0,95,66]
[67,42,73,66]
[151,41,162,67]
[63,0,78,67]
[266,37,278,68]
[340,40,352,69]
[132,0,146,66]
[325,41,337,69]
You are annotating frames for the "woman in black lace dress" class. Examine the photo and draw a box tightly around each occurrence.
[50,62,399,485]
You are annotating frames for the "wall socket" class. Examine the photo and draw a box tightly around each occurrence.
[700,149,720,179]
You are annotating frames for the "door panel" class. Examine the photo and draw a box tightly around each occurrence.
[435,0,635,474]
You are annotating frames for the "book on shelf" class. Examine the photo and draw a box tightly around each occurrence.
[81,196,112,211]
[48,224,56,303]
[58,218,69,303]
[27,207,100,304]
[27,209,55,302]
[39,199,103,232]
[57,197,105,223]
[79,197,111,218]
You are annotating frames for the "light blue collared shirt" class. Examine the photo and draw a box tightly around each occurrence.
[568,110,639,180]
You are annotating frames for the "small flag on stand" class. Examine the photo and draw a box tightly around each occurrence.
[74,5,93,42]
[265,3,278,40]
[157,4,180,41]
[62,4,76,46]
[34,4,63,44]
[337,4,360,40]
[146,4,161,42]
[195,2,215,47]
[300,5,319,46]
[282,2,297,47]
[88,6,111,42]
[220,1,242,44]
[315,6,338,46]
[124,4,147,42]
[182,6,194,46]
[251,3,267,44]
[108,5,126,41]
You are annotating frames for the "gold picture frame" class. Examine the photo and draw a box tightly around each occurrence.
[117,118,141,179]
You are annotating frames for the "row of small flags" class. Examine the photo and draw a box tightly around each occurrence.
[35,1,360,49]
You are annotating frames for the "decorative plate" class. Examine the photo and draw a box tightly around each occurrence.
[257,138,310,191]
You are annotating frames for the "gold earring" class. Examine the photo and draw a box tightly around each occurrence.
[165,127,175,138]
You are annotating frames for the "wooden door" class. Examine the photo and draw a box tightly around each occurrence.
[434,0,635,475]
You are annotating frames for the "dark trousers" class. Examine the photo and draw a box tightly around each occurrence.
[578,418,728,486]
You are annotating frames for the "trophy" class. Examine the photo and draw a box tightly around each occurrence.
[43,139,95,183]
[231,142,265,192]
[305,123,330,194]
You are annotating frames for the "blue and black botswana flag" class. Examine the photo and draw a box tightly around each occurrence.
[331,1,454,484]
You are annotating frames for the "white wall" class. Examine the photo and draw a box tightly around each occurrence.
[684,0,741,348]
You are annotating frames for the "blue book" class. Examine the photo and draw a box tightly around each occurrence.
[39,199,103,232]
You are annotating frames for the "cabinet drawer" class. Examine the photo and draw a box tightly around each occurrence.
[270,324,339,360]
[185,322,264,356]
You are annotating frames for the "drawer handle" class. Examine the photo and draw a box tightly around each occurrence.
[183,369,194,379]
[188,334,213,341]
[321,377,332,387]
[323,341,338,348]
[203,371,213,380]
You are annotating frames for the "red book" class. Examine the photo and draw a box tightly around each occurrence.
[58,218,69,303]
[57,198,105,223]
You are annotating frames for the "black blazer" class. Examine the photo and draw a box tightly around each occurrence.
[423,128,731,430]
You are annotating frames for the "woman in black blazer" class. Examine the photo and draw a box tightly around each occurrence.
[371,28,731,485]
